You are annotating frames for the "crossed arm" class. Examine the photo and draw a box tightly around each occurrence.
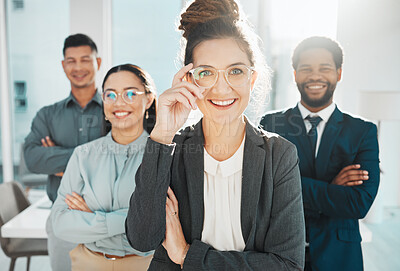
[24,108,74,175]
[51,150,128,244]
[301,124,380,219]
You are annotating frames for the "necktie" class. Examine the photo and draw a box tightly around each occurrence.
[306,115,322,157]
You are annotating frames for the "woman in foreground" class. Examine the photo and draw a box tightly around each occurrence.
[50,64,156,271]
[126,0,305,270]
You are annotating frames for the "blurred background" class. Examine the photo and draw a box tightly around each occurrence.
[0,0,399,270]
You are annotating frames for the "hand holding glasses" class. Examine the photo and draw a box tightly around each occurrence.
[102,89,146,104]
[149,63,255,145]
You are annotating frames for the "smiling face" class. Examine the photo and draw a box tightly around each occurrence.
[191,38,257,126]
[62,45,101,89]
[294,48,342,111]
[103,71,154,136]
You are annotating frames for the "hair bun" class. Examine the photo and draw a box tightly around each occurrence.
[179,0,240,39]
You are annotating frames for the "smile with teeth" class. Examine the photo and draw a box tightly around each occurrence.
[73,74,87,79]
[209,99,236,106]
[114,111,131,118]
[307,84,326,90]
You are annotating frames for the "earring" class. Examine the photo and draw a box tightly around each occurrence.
[145,110,149,120]
[105,116,109,121]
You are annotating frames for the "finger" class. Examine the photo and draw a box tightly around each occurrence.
[165,203,175,225]
[340,171,369,182]
[167,87,198,110]
[340,164,361,173]
[165,204,171,223]
[176,88,197,110]
[71,193,92,212]
[344,180,364,186]
[66,194,85,209]
[46,136,55,147]
[71,192,85,202]
[41,138,48,147]
[166,197,175,214]
[341,174,368,183]
[342,170,368,176]
[174,81,205,100]
[172,63,194,87]
[65,198,72,208]
[170,92,193,110]
[162,88,193,109]
[167,187,179,212]
[65,198,79,210]
[69,193,85,205]
[65,194,77,204]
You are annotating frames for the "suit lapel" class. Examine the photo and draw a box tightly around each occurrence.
[315,107,343,178]
[241,122,265,245]
[287,106,314,167]
[183,121,205,240]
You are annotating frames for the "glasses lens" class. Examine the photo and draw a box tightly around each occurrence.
[103,90,117,103]
[226,65,250,87]
[193,67,217,88]
[123,89,137,103]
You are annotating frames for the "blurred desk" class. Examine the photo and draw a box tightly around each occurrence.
[1,195,51,239]
[1,193,372,242]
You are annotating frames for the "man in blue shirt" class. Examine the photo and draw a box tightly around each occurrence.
[260,36,379,271]
[24,33,103,271]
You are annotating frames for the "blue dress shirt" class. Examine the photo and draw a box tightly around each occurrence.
[50,130,153,257]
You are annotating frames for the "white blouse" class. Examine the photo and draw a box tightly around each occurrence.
[201,136,246,251]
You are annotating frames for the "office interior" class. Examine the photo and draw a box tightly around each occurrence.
[0,0,399,270]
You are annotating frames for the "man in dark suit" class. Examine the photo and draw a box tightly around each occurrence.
[260,36,379,271]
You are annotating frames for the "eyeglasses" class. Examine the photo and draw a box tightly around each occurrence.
[188,64,254,88]
[102,89,146,104]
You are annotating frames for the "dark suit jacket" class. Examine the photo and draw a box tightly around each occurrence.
[126,119,305,270]
[260,105,380,271]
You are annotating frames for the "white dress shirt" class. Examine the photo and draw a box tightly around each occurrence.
[201,136,246,251]
[298,102,336,157]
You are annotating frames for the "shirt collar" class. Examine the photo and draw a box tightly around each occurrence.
[298,101,336,122]
[104,130,149,156]
[204,135,245,178]
[64,90,102,108]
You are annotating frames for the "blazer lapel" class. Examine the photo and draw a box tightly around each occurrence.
[287,106,314,167]
[315,107,343,178]
[183,121,205,241]
[241,122,265,245]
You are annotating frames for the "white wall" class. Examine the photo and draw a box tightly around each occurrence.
[336,0,400,213]
[70,0,112,90]
[6,0,69,164]
[112,0,182,93]
[267,0,339,111]
[336,0,400,112]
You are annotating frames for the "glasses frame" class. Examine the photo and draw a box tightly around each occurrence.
[188,65,255,89]
[102,89,146,104]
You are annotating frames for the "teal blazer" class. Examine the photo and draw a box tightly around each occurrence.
[260,105,380,271]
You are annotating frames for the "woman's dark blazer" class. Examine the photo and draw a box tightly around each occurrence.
[126,119,305,270]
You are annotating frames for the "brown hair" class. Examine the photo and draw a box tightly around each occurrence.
[179,0,255,66]
[178,0,271,123]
